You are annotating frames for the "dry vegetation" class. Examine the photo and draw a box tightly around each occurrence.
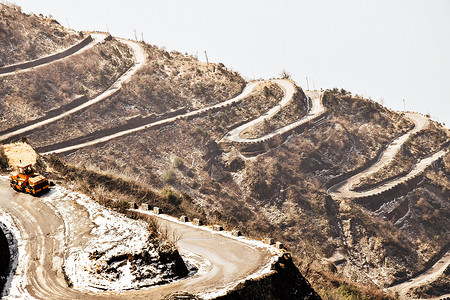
[0,37,133,129]
[2,3,449,297]
[240,85,308,139]
[0,3,81,66]
[23,44,245,148]
[49,86,437,298]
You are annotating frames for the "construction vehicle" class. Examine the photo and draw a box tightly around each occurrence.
[9,164,50,195]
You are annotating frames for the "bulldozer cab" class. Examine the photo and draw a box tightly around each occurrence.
[10,163,50,195]
[18,164,34,175]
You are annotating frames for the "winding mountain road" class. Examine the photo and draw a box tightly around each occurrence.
[0,179,277,299]
[39,81,264,155]
[1,26,448,299]
[328,112,446,199]
[388,249,450,299]
[0,37,146,142]
[40,80,326,155]
[0,33,108,78]
[225,82,325,143]
[327,112,448,298]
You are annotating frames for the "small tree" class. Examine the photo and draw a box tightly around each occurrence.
[280,69,291,79]
[161,186,181,205]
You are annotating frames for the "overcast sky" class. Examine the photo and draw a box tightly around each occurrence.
[9,0,450,125]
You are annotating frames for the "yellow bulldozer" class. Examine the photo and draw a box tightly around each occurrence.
[9,164,50,196]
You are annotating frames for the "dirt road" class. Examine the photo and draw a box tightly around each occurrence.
[328,112,447,199]
[225,84,325,143]
[0,180,275,299]
[388,249,450,299]
[0,33,108,78]
[0,37,146,142]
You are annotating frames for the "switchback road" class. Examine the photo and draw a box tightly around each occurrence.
[0,33,108,78]
[0,38,146,142]
[389,249,450,299]
[39,81,263,155]
[225,86,325,143]
[0,179,276,299]
[328,112,446,199]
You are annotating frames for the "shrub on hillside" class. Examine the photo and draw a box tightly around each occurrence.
[0,146,8,170]
[163,169,177,184]
[173,157,183,169]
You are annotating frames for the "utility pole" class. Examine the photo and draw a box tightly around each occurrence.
[204,50,209,64]
[141,32,144,42]
[306,77,310,90]
[66,17,70,29]
[312,79,316,90]
[134,29,137,41]
[403,99,406,111]
[106,24,110,33]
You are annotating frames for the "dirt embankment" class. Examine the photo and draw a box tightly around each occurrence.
[2,142,37,171]
[216,253,320,300]
[0,226,10,295]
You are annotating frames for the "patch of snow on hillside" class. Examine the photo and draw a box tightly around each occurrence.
[0,210,34,299]
[42,186,183,292]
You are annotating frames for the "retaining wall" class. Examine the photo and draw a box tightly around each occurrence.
[355,155,445,210]
[227,109,328,157]
[0,95,88,142]
[0,35,94,74]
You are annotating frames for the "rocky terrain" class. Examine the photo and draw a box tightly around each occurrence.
[0,3,449,299]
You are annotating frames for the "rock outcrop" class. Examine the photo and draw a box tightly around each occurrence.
[216,253,320,300]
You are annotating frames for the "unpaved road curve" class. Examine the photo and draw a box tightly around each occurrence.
[0,38,146,142]
[225,84,325,143]
[0,180,274,299]
[226,79,296,142]
[41,80,324,155]
[327,112,449,298]
[0,33,108,78]
[328,112,447,199]
[40,81,263,155]
[388,249,450,299]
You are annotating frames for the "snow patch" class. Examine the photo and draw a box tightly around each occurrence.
[0,210,34,299]
[40,185,186,292]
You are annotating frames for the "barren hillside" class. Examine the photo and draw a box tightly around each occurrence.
[0,3,81,67]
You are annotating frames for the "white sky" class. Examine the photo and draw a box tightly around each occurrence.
[8,0,450,125]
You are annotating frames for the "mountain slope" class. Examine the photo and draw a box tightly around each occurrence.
[0,3,449,299]
[0,3,81,67]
